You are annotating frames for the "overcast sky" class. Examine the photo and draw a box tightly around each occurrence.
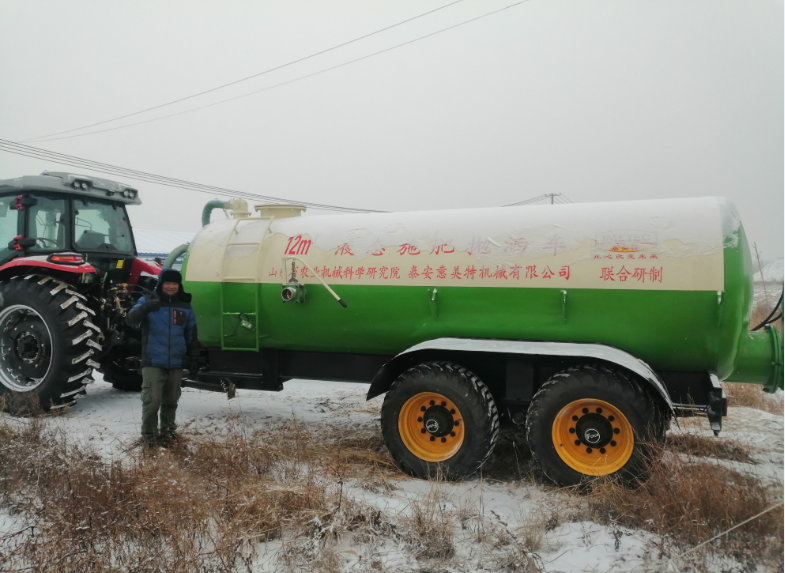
[1,0,782,259]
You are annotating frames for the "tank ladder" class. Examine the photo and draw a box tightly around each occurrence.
[218,218,272,351]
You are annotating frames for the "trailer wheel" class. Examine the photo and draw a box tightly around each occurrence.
[526,365,656,487]
[380,362,499,479]
[0,276,98,411]
[614,367,669,444]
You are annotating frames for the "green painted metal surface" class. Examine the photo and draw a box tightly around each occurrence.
[182,221,782,390]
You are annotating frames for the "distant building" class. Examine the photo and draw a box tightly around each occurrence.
[134,229,196,268]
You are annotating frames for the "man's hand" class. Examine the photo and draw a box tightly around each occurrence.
[142,299,162,313]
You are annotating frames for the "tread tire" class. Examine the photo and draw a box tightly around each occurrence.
[526,364,657,487]
[380,361,500,480]
[0,275,98,411]
[100,361,143,392]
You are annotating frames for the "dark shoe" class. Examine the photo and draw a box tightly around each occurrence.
[158,432,178,448]
[140,436,158,451]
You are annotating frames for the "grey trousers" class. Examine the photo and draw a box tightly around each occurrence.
[141,367,183,439]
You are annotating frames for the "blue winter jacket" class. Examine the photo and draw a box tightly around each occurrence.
[126,289,198,369]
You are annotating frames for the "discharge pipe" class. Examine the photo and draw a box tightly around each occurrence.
[726,324,784,393]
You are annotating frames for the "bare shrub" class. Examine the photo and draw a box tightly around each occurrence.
[586,447,784,569]
[276,496,398,572]
[725,382,784,415]
[490,541,542,572]
[666,433,754,463]
[513,511,553,553]
[402,486,454,560]
[2,392,45,417]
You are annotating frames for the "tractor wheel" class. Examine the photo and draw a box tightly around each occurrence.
[526,365,657,487]
[380,361,500,480]
[0,275,100,411]
[100,360,143,392]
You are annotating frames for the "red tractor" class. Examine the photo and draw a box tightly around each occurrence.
[0,172,162,409]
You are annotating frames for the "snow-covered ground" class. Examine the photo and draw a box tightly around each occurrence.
[1,376,783,572]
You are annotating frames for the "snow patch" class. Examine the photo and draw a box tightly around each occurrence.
[755,258,784,282]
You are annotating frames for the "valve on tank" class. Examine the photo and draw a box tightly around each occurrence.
[281,261,305,303]
[281,283,305,303]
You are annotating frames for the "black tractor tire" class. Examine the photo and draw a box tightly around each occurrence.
[380,361,500,480]
[100,361,143,392]
[526,364,658,487]
[0,275,100,411]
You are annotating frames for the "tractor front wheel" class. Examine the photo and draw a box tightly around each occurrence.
[0,276,99,411]
[381,362,499,479]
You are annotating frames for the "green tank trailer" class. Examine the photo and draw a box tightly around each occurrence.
[178,196,782,486]
[3,173,777,486]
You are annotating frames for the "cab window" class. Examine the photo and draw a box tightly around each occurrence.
[74,199,134,254]
[28,196,68,251]
[0,196,21,263]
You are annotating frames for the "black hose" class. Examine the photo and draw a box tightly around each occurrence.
[752,291,784,331]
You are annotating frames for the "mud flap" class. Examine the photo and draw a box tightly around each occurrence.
[707,373,726,436]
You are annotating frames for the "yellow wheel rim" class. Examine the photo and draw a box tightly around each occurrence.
[398,392,465,462]
[552,398,634,476]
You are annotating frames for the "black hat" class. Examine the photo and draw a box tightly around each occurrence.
[158,268,182,285]
[155,268,191,302]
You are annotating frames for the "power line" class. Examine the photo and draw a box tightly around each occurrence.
[503,194,548,206]
[28,1,525,144]
[22,0,467,143]
[0,139,383,213]
[504,193,573,206]
[0,141,377,213]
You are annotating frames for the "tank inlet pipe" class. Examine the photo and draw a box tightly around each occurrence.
[283,256,347,308]
[202,200,228,227]
[202,198,250,227]
[164,243,190,269]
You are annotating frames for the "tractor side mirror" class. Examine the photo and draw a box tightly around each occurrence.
[8,237,36,250]
[12,196,37,210]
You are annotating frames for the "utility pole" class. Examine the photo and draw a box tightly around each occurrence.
[545,193,561,204]
[753,242,769,305]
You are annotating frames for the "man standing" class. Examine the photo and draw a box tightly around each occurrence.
[126,268,199,447]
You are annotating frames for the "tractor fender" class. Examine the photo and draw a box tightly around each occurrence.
[128,257,162,284]
[367,337,674,412]
[0,257,96,282]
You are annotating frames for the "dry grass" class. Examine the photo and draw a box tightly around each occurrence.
[586,447,784,571]
[749,290,782,332]
[0,409,557,571]
[725,382,784,415]
[0,414,400,572]
[1,396,781,571]
[666,433,754,464]
[401,485,454,560]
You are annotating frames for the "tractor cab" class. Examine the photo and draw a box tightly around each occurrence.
[0,171,140,276]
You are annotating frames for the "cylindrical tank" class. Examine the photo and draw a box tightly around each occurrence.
[182,197,781,389]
